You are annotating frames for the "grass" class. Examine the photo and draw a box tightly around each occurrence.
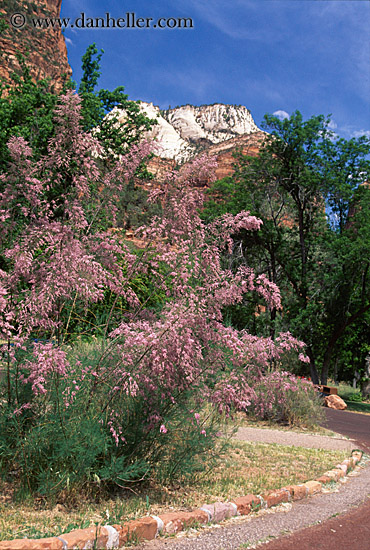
[235,413,337,436]
[345,401,370,414]
[331,381,370,415]
[335,382,364,402]
[0,437,348,542]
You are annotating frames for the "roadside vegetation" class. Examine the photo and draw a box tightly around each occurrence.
[333,382,370,414]
[0,45,369,542]
[0,439,348,542]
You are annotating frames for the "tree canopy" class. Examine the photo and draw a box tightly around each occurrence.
[0,44,154,171]
[204,111,370,384]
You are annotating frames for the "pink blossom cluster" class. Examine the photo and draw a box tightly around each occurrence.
[0,91,312,446]
[247,370,315,421]
[0,279,14,340]
[21,342,68,397]
[0,91,152,342]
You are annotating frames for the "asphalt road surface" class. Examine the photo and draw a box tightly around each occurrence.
[323,407,370,454]
[258,409,370,550]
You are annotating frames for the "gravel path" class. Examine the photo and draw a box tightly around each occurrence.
[138,464,370,550]
[234,426,357,451]
[134,421,369,550]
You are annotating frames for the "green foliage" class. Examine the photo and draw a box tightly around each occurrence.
[116,180,162,230]
[336,382,365,402]
[0,44,154,173]
[0,339,225,495]
[60,252,166,341]
[0,19,9,34]
[77,43,154,164]
[320,136,370,234]
[345,401,370,413]
[0,55,64,172]
[204,111,370,384]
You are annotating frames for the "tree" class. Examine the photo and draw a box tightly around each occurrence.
[319,181,370,384]
[77,43,154,165]
[0,45,154,171]
[0,54,64,172]
[0,45,157,268]
[204,111,370,384]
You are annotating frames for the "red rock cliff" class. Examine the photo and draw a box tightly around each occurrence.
[147,132,266,186]
[0,0,71,90]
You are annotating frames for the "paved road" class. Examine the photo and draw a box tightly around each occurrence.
[258,408,370,549]
[323,407,370,454]
[138,409,370,550]
[258,499,370,550]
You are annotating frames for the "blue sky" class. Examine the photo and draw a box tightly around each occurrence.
[61,0,370,139]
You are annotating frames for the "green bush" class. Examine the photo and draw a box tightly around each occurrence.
[0,339,226,496]
[336,382,364,403]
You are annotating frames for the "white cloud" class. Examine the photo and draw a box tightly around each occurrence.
[352,129,370,139]
[65,37,74,46]
[336,125,370,140]
[327,120,337,130]
[273,110,289,120]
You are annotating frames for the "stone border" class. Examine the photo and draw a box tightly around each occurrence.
[0,450,363,549]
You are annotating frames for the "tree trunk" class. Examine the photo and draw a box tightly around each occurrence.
[307,346,320,385]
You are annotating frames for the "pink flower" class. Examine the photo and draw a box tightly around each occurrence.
[159,424,167,434]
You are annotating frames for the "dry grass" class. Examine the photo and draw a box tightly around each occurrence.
[234,413,338,436]
[0,437,348,542]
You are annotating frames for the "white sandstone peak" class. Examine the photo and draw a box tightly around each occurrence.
[110,101,260,162]
[165,104,259,145]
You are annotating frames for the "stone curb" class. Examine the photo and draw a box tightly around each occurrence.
[0,450,363,549]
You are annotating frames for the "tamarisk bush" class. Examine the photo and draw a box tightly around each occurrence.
[0,92,313,495]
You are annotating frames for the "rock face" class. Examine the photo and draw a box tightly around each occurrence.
[324,394,347,410]
[114,102,263,182]
[165,103,259,145]
[114,102,261,165]
[0,0,71,91]
[206,132,265,181]
[113,103,194,163]
[146,131,266,184]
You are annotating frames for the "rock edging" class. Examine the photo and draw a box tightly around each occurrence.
[0,450,363,549]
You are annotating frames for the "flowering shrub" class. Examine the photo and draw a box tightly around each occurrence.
[0,91,314,495]
[247,371,323,427]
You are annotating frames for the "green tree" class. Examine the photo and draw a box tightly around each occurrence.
[204,112,370,384]
[0,54,64,171]
[77,43,154,164]
[319,181,370,383]
[1,44,156,221]
[0,44,154,170]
